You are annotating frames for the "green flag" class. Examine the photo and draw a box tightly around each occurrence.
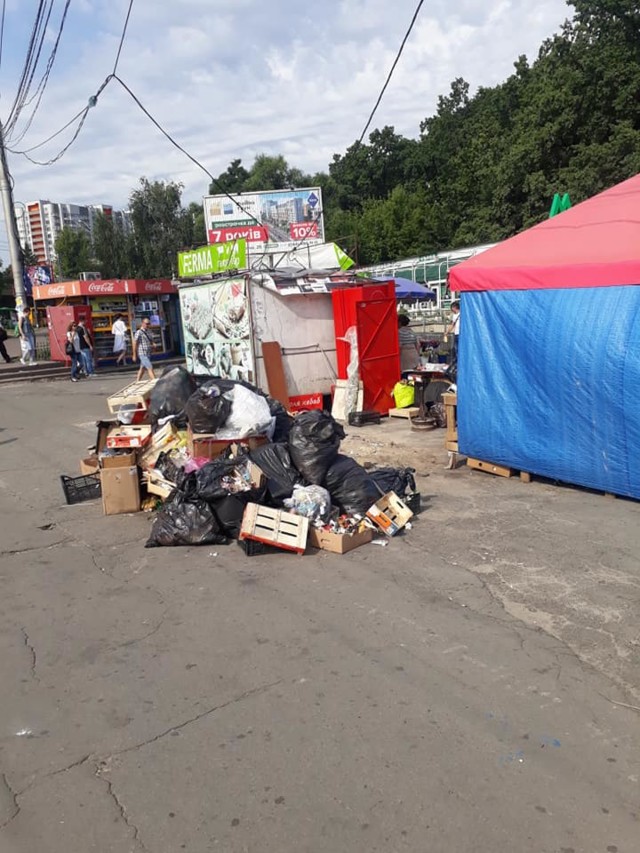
[560,192,572,212]
[549,193,562,218]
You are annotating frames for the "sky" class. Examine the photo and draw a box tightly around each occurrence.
[0,0,573,263]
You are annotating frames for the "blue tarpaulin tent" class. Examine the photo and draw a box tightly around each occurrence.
[449,173,640,499]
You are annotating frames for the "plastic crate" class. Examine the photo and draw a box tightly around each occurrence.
[405,492,421,513]
[60,474,102,505]
[348,410,382,427]
[237,538,281,557]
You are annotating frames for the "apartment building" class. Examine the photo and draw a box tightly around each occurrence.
[15,200,132,264]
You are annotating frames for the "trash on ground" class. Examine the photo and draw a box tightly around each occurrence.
[65,375,421,554]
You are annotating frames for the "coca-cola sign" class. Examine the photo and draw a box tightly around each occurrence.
[143,282,163,292]
[45,285,66,297]
[87,282,115,293]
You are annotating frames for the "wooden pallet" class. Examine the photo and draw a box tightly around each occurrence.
[389,406,420,419]
[442,391,458,445]
[239,503,309,554]
[467,456,532,482]
[107,379,158,414]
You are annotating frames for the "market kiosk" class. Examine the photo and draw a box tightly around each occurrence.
[33,278,182,363]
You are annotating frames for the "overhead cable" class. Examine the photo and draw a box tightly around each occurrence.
[357,0,425,145]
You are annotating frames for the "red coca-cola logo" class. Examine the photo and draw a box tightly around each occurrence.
[144,282,163,292]
[87,282,115,293]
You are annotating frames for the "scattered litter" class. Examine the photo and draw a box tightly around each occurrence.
[371,539,388,547]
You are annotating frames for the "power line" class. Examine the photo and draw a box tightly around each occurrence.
[111,74,262,227]
[6,0,135,159]
[9,0,73,146]
[357,0,425,146]
[0,0,6,81]
[113,0,135,75]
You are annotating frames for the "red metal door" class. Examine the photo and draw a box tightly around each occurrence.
[356,297,400,413]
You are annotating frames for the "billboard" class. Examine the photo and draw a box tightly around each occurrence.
[179,277,254,381]
[203,187,324,250]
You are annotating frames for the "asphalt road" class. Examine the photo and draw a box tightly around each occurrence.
[1,378,638,853]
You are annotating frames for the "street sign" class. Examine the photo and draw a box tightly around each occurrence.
[307,191,319,209]
[177,240,247,278]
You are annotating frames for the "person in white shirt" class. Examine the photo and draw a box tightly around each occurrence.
[446,301,460,362]
[112,313,128,366]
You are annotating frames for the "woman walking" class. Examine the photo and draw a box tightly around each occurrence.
[18,308,36,365]
[66,322,82,382]
[112,313,128,366]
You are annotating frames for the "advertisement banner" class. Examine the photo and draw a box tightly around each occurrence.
[178,240,247,278]
[180,277,254,381]
[203,187,324,250]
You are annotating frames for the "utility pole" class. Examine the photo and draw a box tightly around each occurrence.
[0,121,26,311]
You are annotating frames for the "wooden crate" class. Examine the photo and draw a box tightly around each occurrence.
[366,491,413,537]
[107,379,158,414]
[144,469,175,499]
[239,503,308,554]
[105,424,152,449]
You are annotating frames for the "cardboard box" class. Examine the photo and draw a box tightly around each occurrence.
[80,455,99,475]
[308,527,373,554]
[101,466,141,516]
[187,426,268,461]
[100,450,138,469]
[366,491,413,537]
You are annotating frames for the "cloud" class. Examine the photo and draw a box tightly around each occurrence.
[0,0,570,263]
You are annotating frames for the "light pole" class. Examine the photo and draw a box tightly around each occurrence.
[0,122,27,309]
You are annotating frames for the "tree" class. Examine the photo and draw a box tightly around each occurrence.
[0,262,13,295]
[22,244,39,267]
[128,178,189,277]
[184,201,207,247]
[209,158,250,195]
[55,227,93,279]
[92,213,129,278]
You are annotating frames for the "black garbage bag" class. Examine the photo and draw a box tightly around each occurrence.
[145,492,227,548]
[185,383,232,434]
[288,411,345,485]
[178,457,239,503]
[324,454,381,516]
[249,443,301,503]
[149,367,196,428]
[369,466,417,497]
[210,488,265,539]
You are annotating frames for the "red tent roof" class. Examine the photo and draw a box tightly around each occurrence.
[451,173,640,292]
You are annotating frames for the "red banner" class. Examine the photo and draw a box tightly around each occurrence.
[208,225,269,244]
[289,221,319,241]
[288,393,323,412]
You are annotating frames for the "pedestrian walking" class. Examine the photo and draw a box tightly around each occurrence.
[65,322,82,382]
[133,318,156,381]
[112,313,128,366]
[0,323,11,363]
[76,319,96,377]
[18,308,36,365]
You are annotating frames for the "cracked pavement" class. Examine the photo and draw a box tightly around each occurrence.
[1,378,639,852]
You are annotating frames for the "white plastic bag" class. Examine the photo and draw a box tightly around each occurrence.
[215,385,273,439]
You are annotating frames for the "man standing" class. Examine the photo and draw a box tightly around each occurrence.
[133,318,156,381]
[18,308,36,365]
[76,319,95,377]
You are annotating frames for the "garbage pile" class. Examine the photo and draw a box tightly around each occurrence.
[63,367,419,556]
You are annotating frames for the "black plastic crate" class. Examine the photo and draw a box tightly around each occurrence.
[237,538,282,557]
[405,492,421,514]
[60,474,102,505]
[348,410,382,427]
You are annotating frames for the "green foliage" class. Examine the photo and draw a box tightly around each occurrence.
[92,213,129,278]
[55,227,94,279]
